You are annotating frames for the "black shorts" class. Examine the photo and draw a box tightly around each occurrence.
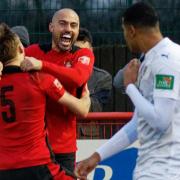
[0,163,74,180]
[55,152,75,174]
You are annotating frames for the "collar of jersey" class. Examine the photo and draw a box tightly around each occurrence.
[3,66,23,74]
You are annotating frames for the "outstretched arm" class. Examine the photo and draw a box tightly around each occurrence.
[74,111,138,178]
[22,48,94,88]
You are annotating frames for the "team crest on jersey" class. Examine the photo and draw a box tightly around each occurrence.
[53,79,62,89]
[155,74,174,90]
[78,56,90,65]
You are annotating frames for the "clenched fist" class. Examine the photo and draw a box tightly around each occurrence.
[123,58,140,87]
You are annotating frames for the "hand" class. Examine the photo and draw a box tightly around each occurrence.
[0,62,3,80]
[123,58,140,87]
[74,152,101,179]
[81,84,90,98]
[20,56,42,71]
[80,84,91,115]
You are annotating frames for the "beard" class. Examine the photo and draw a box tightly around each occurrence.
[52,33,74,52]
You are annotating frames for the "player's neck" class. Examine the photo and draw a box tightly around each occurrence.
[4,54,24,67]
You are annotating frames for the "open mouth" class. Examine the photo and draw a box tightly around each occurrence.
[60,34,72,47]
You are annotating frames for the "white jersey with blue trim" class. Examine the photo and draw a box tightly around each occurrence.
[134,38,180,180]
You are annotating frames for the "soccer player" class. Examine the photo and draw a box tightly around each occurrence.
[20,8,94,173]
[75,2,180,180]
[0,23,90,180]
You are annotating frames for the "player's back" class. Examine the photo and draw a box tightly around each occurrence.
[0,66,51,170]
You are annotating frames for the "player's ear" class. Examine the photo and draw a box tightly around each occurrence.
[128,25,136,38]
[18,42,24,54]
[49,22,53,33]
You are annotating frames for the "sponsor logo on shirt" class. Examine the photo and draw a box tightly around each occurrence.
[53,79,62,89]
[78,56,90,65]
[155,74,174,90]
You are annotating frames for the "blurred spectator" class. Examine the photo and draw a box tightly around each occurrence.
[75,28,112,112]
[113,66,126,92]
[11,26,30,47]
[75,28,112,138]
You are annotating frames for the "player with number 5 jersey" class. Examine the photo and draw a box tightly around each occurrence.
[0,23,90,180]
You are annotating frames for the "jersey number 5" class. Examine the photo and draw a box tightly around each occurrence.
[0,86,16,122]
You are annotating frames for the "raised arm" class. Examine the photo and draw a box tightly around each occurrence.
[22,47,94,88]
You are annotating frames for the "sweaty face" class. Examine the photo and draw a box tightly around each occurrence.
[50,10,79,51]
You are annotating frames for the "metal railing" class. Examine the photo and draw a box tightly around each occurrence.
[77,112,133,139]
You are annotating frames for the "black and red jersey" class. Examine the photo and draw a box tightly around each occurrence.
[25,44,94,153]
[0,66,65,169]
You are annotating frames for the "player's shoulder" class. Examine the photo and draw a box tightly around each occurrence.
[156,39,180,60]
[30,71,54,84]
[27,43,52,52]
[25,43,42,55]
[151,42,180,74]
[26,43,40,51]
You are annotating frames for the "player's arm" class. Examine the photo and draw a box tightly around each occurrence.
[21,48,94,88]
[58,84,91,118]
[124,58,179,132]
[126,84,175,132]
[75,111,138,178]
[36,73,90,117]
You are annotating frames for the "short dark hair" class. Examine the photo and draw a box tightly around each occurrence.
[123,2,159,27]
[77,27,93,45]
[0,23,19,63]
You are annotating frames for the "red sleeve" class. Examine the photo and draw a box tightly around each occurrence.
[32,72,65,101]
[42,48,94,88]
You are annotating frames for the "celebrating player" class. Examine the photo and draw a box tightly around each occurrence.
[0,23,90,180]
